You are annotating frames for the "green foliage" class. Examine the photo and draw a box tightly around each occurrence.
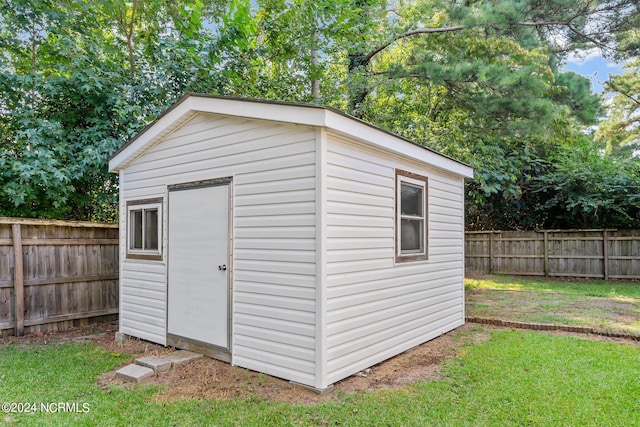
[316,0,613,230]
[0,1,124,220]
[0,0,637,227]
[533,139,640,229]
[465,144,550,230]
[0,0,219,221]
[596,58,640,156]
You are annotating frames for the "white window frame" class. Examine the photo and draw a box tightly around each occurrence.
[126,199,162,260]
[396,170,428,262]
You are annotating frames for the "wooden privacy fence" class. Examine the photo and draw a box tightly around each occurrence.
[466,229,640,280]
[0,218,119,337]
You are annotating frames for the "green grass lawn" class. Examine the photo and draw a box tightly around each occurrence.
[465,274,640,298]
[2,329,639,426]
[465,274,640,335]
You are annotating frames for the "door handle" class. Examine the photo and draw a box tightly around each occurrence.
[218,264,227,271]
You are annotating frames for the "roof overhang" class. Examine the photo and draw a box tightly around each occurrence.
[108,93,474,178]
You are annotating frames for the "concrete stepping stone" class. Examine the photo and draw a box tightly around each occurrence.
[118,350,204,382]
[135,356,173,373]
[115,364,154,382]
[162,350,203,366]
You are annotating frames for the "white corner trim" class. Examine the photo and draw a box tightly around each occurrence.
[314,126,328,389]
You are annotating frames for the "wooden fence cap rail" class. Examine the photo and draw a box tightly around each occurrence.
[466,228,619,234]
[539,228,619,233]
[0,217,118,229]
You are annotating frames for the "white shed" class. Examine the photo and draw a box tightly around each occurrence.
[108,93,474,393]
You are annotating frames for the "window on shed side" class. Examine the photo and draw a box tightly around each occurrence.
[396,170,428,262]
[127,199,162,260]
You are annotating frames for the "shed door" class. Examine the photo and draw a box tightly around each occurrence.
[167,183,230,350]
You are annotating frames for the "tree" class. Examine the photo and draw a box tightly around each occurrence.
[596,59,640,157]
[1,0,638,228]
[319,1,612,230]
[327,0,639,115]
[0,0,124,220]
[532,138,640,229]
[0,0,216,220]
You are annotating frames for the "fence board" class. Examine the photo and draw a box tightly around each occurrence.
[465,229,640,280]
[12,224,24,335]
[0,218,119,337]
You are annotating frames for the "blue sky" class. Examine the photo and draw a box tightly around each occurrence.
[562,50,625,94]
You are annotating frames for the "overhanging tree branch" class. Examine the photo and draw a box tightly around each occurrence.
[127,0,139,77]
[365,17,619,65]
[365,25,466,62]
[614,89,640,107]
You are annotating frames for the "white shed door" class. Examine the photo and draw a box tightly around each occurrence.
[167,183,229,349]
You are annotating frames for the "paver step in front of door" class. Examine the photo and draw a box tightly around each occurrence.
[115,364,155,382]
[115,350,203,382]
[135,350,203,372]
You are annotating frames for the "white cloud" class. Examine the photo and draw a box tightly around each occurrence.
[562,49,626,94]
[565,48,602,65]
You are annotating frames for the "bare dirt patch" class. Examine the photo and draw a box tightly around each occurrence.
[94,323,486,405]
[1,321,479,405]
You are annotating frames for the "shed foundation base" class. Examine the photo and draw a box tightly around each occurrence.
[289,381,335,396]
[115,331,131,343]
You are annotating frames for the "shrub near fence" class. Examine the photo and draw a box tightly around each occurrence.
[465,229,640,280]
[0,218,119,337]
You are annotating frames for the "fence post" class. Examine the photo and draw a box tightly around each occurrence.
[543,231,549,277]
[11,223,24,336]
[489,232,494,274]
[603,229,609,280]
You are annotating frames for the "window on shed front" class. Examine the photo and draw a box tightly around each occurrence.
[396,170,428,262]
[127,199,162,260]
